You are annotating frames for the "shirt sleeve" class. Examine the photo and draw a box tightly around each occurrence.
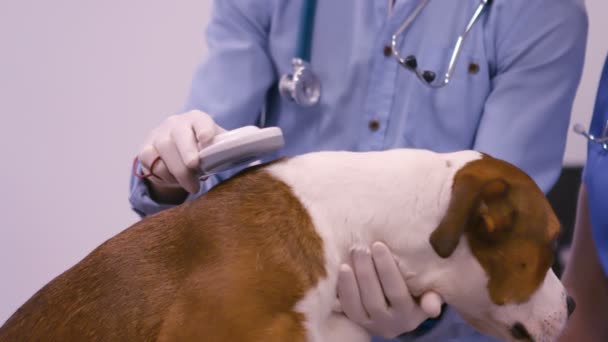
[473,0,588,194]
[129,0,277,217]
[582,54,608,276]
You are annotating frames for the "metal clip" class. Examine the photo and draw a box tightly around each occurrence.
[573,120,608,151]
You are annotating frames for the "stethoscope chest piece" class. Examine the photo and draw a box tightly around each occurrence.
[279,58,321,107]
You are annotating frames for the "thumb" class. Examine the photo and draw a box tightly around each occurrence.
[196,123,227,150]
[420,291,443,318]
[214,124,227,135]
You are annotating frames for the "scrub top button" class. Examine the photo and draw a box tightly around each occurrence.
[369,119,380,131]
[383,45,392,57]
[468,63,480,74]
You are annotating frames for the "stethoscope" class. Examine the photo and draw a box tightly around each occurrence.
[278,0,492,107]
[573,121,608,151]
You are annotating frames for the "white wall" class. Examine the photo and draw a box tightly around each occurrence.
[0,1,212,322]
[0,0,606,325]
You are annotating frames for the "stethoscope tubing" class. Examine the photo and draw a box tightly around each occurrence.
[391,0,490,88]
[280,0,492,106]
[296,0,317,62]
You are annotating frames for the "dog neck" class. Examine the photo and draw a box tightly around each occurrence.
[267,149,482,295]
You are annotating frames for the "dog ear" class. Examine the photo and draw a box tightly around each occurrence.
[544,200,560,241]
[430,174,481,258]
[476,179,515,235]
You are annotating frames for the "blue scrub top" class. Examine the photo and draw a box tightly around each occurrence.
[583,54,608,277]
[128,0,588,341]
[130,0,588,217]
[130,0,588,216]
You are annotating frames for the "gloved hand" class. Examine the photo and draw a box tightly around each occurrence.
[137,110,225,196]
[335,242,443,339]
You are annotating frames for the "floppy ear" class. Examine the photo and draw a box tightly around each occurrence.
[430,174,481,258]
[543,200,560,240]
[430,176,515,258]
[476,179,514,235]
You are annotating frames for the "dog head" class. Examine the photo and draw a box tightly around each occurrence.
[429,155,572,341]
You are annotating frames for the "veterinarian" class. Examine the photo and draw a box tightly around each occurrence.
[129,0,588,341]
[558,54,608,342]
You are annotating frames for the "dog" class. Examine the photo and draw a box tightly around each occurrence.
[0,149,573,341]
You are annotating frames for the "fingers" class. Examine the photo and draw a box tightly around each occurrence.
[171,122,201,170]
[337,264,370,324]
[135,110,224,194]
[352,247,389,319]
[331,297,343,313]
[371,242,411,310]
[154,137,200,194]
[370,242,440,328]
[191,112,225,149]
[336,242,442,338]
[174,111,220,168]
[137,145,178,185]
[191,113,216,147]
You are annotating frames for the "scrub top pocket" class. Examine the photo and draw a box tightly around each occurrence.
[398,46,490,152]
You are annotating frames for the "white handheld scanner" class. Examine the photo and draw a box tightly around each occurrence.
[198,126,285,177]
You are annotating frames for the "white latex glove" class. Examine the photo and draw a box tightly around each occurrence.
[137,110,225,194]
[335,242,444,339]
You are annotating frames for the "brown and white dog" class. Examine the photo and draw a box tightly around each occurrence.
[0,149,573,342]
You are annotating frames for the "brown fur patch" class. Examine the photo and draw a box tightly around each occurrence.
[430,154,559,305]
[0,163,327,341]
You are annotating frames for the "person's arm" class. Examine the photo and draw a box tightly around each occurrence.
[473,0,588,193]
[558,185,608,341]
[129,0,277,217]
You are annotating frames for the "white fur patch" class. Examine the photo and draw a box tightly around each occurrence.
[267,149,482,340]
[266,149,566,341]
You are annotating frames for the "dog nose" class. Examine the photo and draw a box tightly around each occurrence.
[567,295,576,317]
[510,322,532,340]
